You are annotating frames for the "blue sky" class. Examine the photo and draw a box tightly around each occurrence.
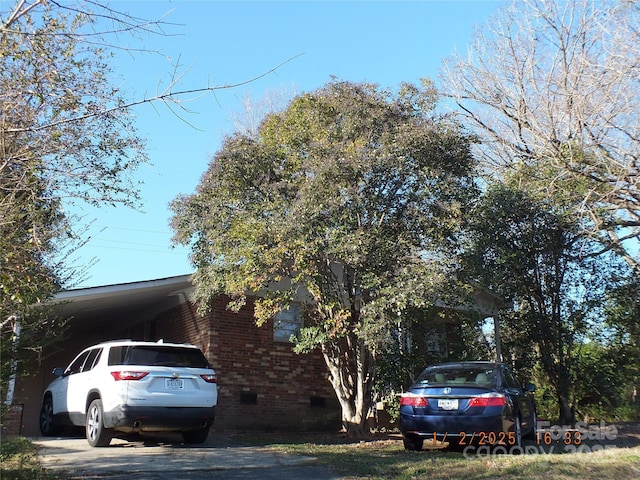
[68,0,502,288]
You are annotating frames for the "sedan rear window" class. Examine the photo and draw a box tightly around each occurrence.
[415,366,497,386]
[108,346,210,368]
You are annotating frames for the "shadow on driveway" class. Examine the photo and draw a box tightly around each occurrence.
[31,432,341,479]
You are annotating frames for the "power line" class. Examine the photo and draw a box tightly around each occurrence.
[82,243,190,254]
[88,238,182,249]
[93,225,174,235]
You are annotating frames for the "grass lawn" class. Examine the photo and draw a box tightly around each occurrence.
[232,427,640,480]
[261,441,640,479]
[0,437,62,480]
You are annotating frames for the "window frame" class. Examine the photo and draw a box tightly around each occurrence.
[273,303,302,342]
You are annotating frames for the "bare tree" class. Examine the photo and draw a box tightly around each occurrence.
[0,0,297,419]
[229,86,298,137]
[440,0,640,275]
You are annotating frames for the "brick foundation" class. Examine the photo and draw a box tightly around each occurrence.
[2,404,24,436]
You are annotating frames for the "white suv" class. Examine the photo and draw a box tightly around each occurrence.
[39,340,218,446]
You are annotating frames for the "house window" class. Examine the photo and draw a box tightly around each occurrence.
[273,304,302,342]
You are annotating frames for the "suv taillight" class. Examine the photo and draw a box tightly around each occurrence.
[111,371,149,381]
[200,374,217,384]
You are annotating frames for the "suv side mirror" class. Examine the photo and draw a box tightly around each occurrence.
[52,367,64,377]
[524,382,536,392]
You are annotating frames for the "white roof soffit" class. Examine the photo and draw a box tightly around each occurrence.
[52,274,195,320]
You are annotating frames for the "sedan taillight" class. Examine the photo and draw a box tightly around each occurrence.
[111,371,149,381]
[200,374,217,384]
[400,394,428,407]
[468,393,506,407]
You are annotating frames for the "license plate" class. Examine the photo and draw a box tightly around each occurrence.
[165,378,184,390]
[437,398,458,410]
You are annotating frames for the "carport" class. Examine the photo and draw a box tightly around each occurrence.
[8,275,197,437]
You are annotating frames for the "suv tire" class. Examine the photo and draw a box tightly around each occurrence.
[86,399,113,447]
[39,396,58,436]
[182,427,210,444]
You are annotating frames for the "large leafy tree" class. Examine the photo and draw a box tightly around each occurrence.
[171,79,478,435]
[441,0,640,275]
[463,183,631,423]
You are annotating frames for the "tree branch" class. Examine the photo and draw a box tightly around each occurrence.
[4,54,304,134]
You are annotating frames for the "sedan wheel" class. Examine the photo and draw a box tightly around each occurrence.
[86,399,113,447]
[402,436,424,451]
[525,410,538,440]
[39,397,57,436]
[512,416,523,453]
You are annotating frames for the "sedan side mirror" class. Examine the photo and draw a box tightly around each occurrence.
[52,367,64,377]
[524,382,536,392]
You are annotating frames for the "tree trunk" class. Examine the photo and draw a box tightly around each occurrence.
[558,395,574,426]
[321,333,375,438]
[540,349,575,425]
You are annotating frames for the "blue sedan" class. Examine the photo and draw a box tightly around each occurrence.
[399,361,536,452]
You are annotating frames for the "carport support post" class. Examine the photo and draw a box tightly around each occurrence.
[4,315,20,405]
[493,315,502,362]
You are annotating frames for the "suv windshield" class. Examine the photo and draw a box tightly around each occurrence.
[108,345,210,368]
[415,365,497,386]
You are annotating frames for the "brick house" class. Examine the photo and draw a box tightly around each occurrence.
[7,275,340,437]
[5,274,504,437]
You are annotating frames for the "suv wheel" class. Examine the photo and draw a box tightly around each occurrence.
[182,427,210,444]
[86,399,113,447]
[39,396,58,436]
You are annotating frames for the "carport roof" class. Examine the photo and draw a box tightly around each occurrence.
[53,274,195,323]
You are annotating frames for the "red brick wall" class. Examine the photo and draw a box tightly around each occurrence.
[154,301,211,354]
[153,296,340,432]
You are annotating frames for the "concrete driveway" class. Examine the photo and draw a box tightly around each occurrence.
[31,433,340,479]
